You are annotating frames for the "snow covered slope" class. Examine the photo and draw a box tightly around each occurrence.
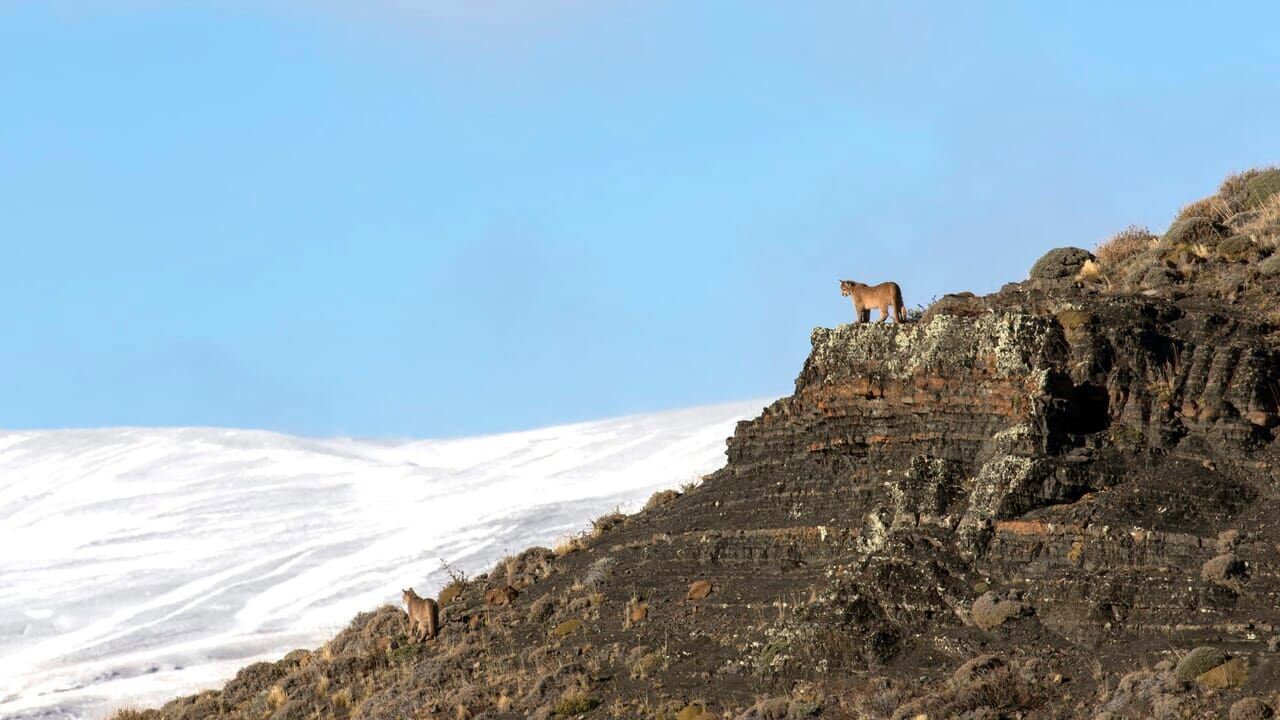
[0,401,762,720]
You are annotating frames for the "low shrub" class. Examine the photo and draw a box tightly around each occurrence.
[1174,646,1228,681]
[1096,225,1156,267]
[552,692,600,717]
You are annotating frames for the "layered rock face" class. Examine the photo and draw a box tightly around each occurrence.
[127,186,1280,717]
[709,288,1280,669]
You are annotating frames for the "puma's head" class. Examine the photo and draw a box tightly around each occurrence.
[839,280,855,296]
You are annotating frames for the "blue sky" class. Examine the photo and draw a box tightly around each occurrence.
[3,2,1279,437]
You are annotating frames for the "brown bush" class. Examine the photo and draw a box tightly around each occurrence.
[644,488,681,510]
[1201,553,1247,587]
[1095,225,1156,267]
[1221,166,1280,211]
[890,662,1046,719]
[108,709,158,720]
[590,509,627,536]
[970,591,1032,631]
[1175,195,1231,223]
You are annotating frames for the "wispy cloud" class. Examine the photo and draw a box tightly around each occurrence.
[296,0,623,48]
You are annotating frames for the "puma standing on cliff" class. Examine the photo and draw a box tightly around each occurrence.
[840,280,906,323]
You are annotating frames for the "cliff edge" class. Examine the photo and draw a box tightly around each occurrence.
[121,167,1280,720]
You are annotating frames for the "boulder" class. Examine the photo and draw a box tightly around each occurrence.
[971,591,1032,632]
[1029,247,1094,280]
[1163,216,1228,247]
[1230,698,1274,720]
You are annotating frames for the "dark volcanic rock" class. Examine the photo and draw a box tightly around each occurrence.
[1029,246,1094,280]
[126,214,1280,717]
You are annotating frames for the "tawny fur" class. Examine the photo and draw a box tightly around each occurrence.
[840,280,906,323]
[402,588,440,641]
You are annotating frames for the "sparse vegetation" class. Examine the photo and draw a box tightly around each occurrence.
[590,508,627,536]
[644,488,681,510]
[552,692,600,717]
[105,162,1280,720]
[1095,224,1156,266]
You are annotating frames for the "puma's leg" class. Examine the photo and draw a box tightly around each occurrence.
[894,303,905,323]
[853,300,865,323]
[878,305,889,323]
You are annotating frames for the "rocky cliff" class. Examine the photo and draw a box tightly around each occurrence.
[122,168,1280,720]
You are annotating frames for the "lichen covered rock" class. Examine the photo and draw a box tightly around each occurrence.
[1030,246,1094,280]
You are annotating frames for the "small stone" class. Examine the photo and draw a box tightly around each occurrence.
[553,619,582,637]
[629,603,648,624]
[687,580,713,600]
[1196,657,1248,689]
[1229,697,1274,720]
[1246,410,1276,427]
[951,654,1005,684]
[484,585,519,606]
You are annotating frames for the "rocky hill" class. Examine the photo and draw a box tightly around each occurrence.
[117,168,1280,720]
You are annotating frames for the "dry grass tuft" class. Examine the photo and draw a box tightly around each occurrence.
[1095,225,1156,267]
[590,509,627,537]
[330,688,352,710]
[1175,195,1231,223]
[552,691,600,717]
[1075,258,1103,282]
[553,532,589,557]
[644,488,681,510]
[267,684,287,711]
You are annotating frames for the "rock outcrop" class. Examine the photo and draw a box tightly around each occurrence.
[120,169,1280,719]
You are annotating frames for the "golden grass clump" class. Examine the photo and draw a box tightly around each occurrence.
[1075,258,1102,282]
[267,684,288,711]
[553,532,589,557]
[1095,225,1156,267]
[1175,195,1231,223]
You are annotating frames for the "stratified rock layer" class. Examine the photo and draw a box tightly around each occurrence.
[129,285,1280,719]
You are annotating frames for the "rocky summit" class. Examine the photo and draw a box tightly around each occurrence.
[121,168,1280,719]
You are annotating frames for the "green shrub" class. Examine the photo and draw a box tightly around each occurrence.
[1218,235,1256,261]
[1164,216,1226,247]
[1174,646,1228,681]
[1240,168,1280,209]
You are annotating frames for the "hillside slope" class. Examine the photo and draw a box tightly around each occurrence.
[114,168,1280,719]
[0,402,762,720]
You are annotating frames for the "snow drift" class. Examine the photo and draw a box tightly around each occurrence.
[0,401,761,719]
